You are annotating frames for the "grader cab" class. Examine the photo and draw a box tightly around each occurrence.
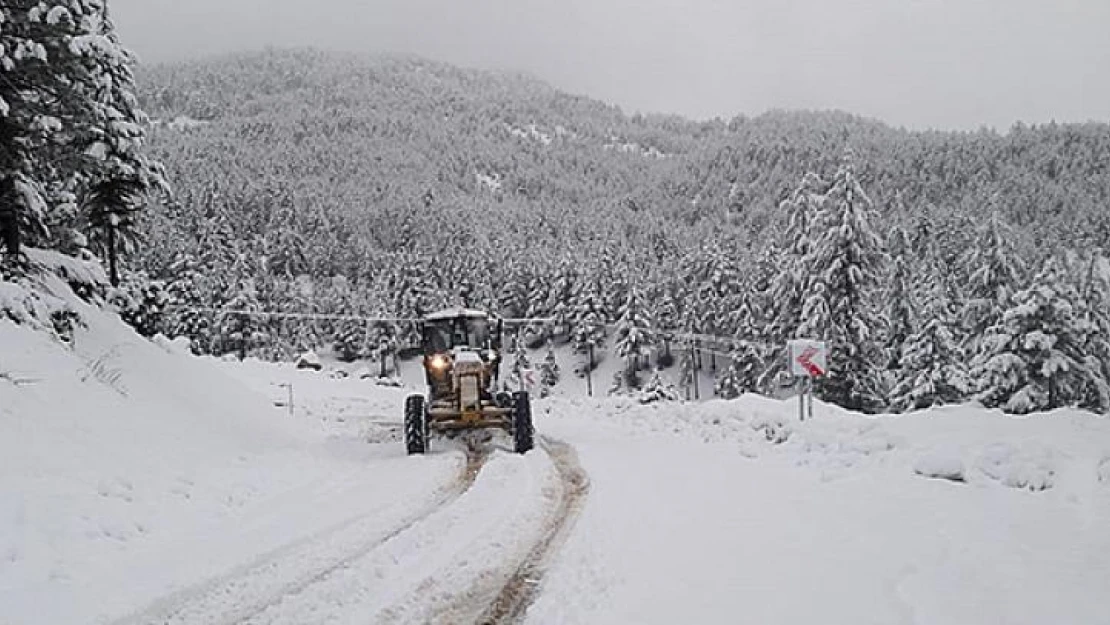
[404,308,534,455]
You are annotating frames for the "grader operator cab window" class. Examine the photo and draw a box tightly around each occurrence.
[424,321,453,354]
[422,316,493,354]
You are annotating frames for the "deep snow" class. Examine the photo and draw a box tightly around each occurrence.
[3,294,1110,624]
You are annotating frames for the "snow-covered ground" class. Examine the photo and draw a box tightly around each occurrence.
[528,397,1110,624]
[4,291,1110,624]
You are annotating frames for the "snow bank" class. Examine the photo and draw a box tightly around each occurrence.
[529,397,1110,625]
[0,277,454,625]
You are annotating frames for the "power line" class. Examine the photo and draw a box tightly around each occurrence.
[163,306,767,361]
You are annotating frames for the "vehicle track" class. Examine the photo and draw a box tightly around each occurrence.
[113,444,488,625]
[477,436,590,624]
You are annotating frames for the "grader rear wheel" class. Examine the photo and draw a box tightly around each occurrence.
[512,391,534,454]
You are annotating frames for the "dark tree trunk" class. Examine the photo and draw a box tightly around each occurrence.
[0,177,18,259]
[107,223,119,286]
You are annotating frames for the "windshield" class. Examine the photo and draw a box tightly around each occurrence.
[423,317,490,353]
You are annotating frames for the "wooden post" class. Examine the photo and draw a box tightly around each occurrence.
[798,377,805,422]
[238,313,247,360]
[692,342,700,400]
[586,343,594,397]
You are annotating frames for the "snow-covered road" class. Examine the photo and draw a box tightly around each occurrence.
[111,435,587,625]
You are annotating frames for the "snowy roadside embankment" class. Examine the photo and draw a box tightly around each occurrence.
[526,394,1110,625]
[0,282,458,625]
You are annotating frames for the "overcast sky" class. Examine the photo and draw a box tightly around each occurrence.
[110,0,1110,131]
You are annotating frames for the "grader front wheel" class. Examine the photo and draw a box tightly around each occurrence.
[404,394,427,455]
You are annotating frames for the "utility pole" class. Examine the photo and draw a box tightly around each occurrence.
[586,343,594,397]
[691,341,700,400]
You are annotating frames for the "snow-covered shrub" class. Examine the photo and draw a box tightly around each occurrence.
[749,412,791,444]
[0,274,83,341]
[108,272,169,338]
[913,448,966,483]
[639,370,679,404]
[153,334,193,356]
[975,443,1056,492]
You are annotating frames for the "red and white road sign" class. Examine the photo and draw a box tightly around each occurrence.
[788,340,827,377]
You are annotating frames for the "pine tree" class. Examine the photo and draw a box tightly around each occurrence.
[570,277,607,375]
[215,278,265,358]
[972,258,1107,414]
[163,253,211,353]
[1075,253,1110,408]
[958,211,1026,355]
[0,0,163,259]
[510,337,532,391]
[797,160,887,412]
[715,341,762,399]
[761,173,824,392]
[539,343,560,398]
[890,279,969,411]
[884,226,915,370]
[613,287,653,388]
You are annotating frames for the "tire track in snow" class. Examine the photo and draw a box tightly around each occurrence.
[111,444,487,625]
[477,436,590,624]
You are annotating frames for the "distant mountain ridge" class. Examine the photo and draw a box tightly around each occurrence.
[136,47,1110,254]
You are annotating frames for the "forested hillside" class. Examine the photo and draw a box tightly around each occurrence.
[127,48,1110,414]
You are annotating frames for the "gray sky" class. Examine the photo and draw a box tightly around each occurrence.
[110,0,1110,131]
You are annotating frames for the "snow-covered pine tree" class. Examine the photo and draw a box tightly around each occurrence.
[163,253,211,353]
[889,277,969,411]
[612,287,653,389]
[884,226,915,370]
[715,341,762,399]
[539,343,560,398]
[570,277,607,375]
[958,211,1026,356]
[797,160,887,412]
[760,173,824,392]
[715,287,764,398]
[545,257,576,342]
[510,337,532,391]
[0,0,164,262]
[1074,253,1110,407]
[215,278,265,358]
[972,257,1108,414]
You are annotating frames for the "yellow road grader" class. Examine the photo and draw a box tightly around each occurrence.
[404,308,534,455]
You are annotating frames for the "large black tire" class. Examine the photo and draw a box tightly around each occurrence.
[404,394,427,455]
[512,391,534,454]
